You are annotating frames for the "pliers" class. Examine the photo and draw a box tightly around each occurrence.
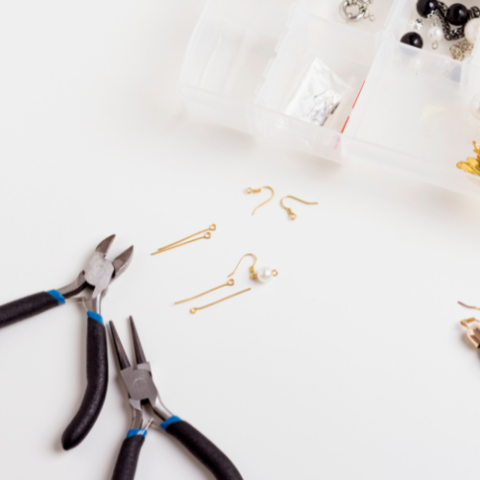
[109,317,244,480]
[0,235,134,450]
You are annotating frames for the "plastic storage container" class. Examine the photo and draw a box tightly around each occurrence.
[179,0,480,198]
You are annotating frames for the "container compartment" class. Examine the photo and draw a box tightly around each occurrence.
[180,0,292,131]
[344,37,480,196]
[386,0,480,59]
[251,10,378,161]
[257,15,376,129]
[306,0,397,34]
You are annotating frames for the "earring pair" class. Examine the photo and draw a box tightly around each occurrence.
[175,253,278,314]
[246,186,318,220]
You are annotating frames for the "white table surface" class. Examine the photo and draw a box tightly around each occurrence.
[2,1,480,479]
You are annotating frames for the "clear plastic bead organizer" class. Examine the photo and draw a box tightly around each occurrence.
[179,0,480,198]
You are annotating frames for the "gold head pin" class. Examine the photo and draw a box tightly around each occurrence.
[456,141,480,177]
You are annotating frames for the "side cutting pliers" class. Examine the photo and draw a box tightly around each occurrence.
[0,235,134,450]
[109,317,244,480]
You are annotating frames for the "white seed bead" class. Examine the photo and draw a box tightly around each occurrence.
[466,18,480,46]
[470,94,480,121]
[428,25,443,43]
[257,266,273,283]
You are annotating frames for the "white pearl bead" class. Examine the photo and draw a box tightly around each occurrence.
[428,25,443,43]
[466,18,480,46]
[470,94,480,121]
[257,266,273,283]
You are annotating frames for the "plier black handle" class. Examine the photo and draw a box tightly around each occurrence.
[0,235,134,450]
[109,317,244,480]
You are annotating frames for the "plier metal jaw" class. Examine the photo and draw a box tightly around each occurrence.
[58,234,134,313]
[110,317,244,480]
[0,235,134,450]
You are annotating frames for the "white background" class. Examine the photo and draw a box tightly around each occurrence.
[2,1,480,479]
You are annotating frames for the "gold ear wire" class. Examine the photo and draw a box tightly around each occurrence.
[280,196,318,220]
[246,186,274,215]
[190,288,251,314]
[228,253,258,279]
[151,224,216,256]
[175,279,235,305]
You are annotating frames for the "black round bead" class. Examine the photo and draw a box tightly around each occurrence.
[416,0,438,18]
[446,3,469,26]
[401,32,424,49]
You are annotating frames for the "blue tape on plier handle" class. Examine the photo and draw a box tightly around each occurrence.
[47,290,65,305]
[161,416,182,430]
[87,311,104,325]
[126,429,148,438]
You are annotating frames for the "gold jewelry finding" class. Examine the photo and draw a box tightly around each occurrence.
[151,224,216,256]
[280,195,318,220]
[460,317,480,348]
[457,142,480,177]
[190,288,251,314]
[175,279,235,305]
[459,301,480,348]
[246,186,274,215]
[228,253,278,283]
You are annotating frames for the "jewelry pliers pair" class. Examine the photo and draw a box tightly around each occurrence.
[109,317,244,480]
[0,235,134,450]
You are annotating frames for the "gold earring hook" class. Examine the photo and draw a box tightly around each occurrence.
[175,279,235,305]
[280,196,318,220]
[246,186,274,215]
[151,224,216,256]
[190,288,251,314]
[228,253,258,279]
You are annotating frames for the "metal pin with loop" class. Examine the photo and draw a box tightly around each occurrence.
[340,0,375,22]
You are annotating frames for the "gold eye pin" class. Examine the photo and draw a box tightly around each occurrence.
[175,279,235,305]
[151,224,216,256]
[456,141,480,177]
[190,288,251,314]
[228,253,278,283]
[246,186,274,215]
[280,195,318,220]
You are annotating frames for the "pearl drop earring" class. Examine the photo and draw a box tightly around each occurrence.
[246,186,275,215]
[280,195,318,220]
[228,253,278,284]
[428,17,443,49]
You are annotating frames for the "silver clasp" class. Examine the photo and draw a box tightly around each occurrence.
[340,0,375,22]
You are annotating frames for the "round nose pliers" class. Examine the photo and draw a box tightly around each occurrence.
[0,235,134,450]
[109,317,244,480]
